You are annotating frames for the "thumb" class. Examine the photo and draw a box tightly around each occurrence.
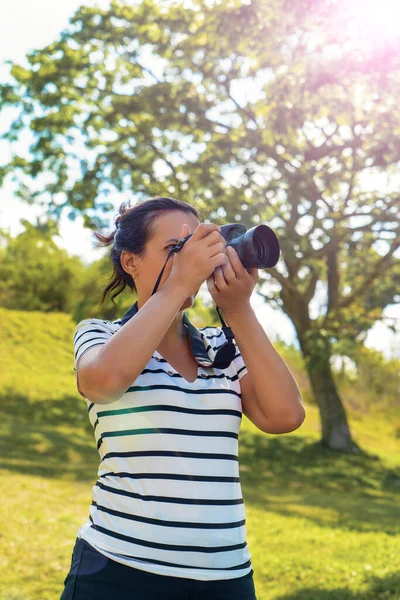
[180,223,190,239]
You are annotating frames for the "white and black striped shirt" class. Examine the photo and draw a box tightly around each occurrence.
[72,301,251,581]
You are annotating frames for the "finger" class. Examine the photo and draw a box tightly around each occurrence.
[226,246,248,277]
[216,261,234,283]
[206,276,218,293]
[226,246,241,263]
[247,267,259,280]
[192,223,221,243]
[179,223,190,243]
[213,266,226,286]
[220,251,238,279]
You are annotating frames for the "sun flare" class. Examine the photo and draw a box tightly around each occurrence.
[347,0,400,43]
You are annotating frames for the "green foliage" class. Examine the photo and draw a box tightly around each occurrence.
[302,327,333,370]
[347,345,400,412]
[0,221,84,313]
[185,294,221,328]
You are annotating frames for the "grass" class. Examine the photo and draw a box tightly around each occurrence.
[0,307,399,599]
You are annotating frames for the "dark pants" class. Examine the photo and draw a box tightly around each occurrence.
[60,537,257,600]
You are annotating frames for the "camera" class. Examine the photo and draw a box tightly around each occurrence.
[179,223,280,269]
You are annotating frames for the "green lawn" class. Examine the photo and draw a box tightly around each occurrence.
[1,395,399,599]
[0,308,399,599]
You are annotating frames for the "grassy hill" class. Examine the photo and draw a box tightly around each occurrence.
[0,307,399,600]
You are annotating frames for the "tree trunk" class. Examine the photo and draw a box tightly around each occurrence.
[299,331,362,454]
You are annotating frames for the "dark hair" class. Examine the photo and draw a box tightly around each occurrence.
[93,196,200,306]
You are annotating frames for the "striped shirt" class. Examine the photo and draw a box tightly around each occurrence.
[72,301,251,581]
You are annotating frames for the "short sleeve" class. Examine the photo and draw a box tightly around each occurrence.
[73,319,114,372]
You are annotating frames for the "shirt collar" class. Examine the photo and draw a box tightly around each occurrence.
[119,300,215,367]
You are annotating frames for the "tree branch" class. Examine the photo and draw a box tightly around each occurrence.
[339,235,400,309]
[304,271,320,306]
[268,267,300,296]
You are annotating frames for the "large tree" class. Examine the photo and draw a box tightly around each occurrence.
[1,0,400,452]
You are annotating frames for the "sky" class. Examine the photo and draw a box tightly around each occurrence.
[0,0,399,362]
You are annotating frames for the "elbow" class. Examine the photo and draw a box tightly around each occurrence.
[284,395,306,430]
[263,406,306,434]
[79,368,125,406]
[94,374,127,405]
[286,405,306,432]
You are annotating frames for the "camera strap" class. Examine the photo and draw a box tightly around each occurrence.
[150,241,237,369]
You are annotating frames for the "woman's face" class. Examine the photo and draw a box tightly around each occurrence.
[123,210,201,308]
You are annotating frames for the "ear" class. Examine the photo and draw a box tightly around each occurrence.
[121,250,139,278]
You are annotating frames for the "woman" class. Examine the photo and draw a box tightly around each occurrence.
[60,196,261,599]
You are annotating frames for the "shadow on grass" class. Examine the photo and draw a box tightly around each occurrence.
[1,391,399,536]
[274,572,400,599]
[0,391,99,481]
[238,429,400,536]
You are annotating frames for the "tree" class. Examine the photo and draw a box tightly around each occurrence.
[0,219,84,312]
[1,0,399,452]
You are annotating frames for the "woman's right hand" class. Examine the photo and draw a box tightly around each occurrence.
[167,223,228,297]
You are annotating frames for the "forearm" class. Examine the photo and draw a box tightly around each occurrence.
[96,282,188,400]
[224,306,304,423]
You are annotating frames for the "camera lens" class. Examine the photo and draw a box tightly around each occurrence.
[253,229,267,263]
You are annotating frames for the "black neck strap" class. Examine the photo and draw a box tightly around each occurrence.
[151,244,237,369]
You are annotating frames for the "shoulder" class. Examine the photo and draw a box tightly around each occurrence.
[74,318,121,336]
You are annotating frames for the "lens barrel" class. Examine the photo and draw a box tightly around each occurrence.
[220,223,280,269]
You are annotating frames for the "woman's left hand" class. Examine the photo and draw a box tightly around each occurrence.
[206,246,259,314]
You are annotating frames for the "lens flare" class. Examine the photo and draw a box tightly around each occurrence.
[348,0,400,43]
